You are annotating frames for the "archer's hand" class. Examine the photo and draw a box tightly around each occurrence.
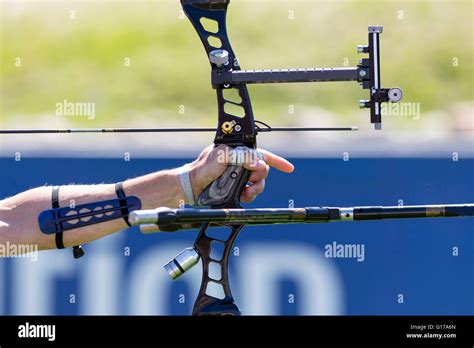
[188,145,294,203]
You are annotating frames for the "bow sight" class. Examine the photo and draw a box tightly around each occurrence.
[209,25,403,130]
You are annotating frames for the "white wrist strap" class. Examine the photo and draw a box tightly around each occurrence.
[178,164,195,206]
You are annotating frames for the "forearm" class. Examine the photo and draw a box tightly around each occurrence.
[0,167,187,252]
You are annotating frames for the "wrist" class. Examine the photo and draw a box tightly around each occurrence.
[176,164,197,206]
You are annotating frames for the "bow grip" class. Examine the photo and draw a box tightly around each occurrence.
[197,164,250,208]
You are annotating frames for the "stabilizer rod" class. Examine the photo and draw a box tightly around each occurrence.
[129,204,474,233]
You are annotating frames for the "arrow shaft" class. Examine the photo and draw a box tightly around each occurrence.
[0,127,357,134]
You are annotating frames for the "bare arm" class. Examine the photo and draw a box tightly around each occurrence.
[0,145,294,254]
[0,168,187,251]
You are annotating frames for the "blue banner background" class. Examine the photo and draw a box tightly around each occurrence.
[0,158,472,315]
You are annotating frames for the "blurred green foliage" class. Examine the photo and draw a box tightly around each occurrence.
[0,0,472,128]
